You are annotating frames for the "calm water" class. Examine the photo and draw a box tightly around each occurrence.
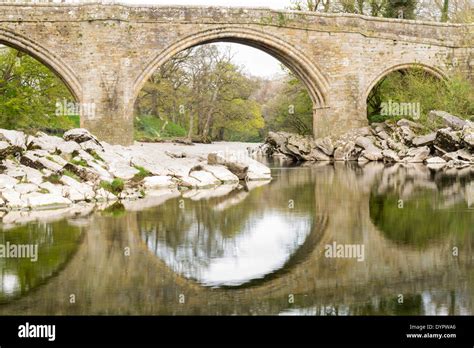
[0,161,473,315]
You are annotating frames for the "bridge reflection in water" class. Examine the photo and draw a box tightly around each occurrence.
[0,162,473,315]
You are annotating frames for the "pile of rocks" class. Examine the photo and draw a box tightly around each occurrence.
[257,111,474,168]
[0,128,271,210]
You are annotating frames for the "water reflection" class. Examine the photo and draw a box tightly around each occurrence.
[0,221,83,302]
[138,167,322,287]
[0,162,472,315]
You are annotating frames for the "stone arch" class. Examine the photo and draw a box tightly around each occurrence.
[0,28,82,102]
[363,62,448,102]
[132,26,330,109]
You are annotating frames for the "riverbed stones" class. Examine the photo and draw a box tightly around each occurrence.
[143,175,176,189]
[260,111,473,168]
[428,110,467,130]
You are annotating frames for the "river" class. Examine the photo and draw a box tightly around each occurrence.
[0,159,473,315]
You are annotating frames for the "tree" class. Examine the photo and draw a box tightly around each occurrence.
[0,45,76,133]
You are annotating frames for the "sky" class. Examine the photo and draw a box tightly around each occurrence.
[121,0,293,78]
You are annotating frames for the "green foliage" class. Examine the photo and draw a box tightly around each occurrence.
[370,190,473,248]
[0,221,83,302]
[62,170,80,182]
[367,67,474,127]
[134,114,186,141]
[263,77,313,135]
[134,45,265,142]
[70,158,88,167]
[100,179,125,195]
[384,0,417,19]
[132,165,151,182]
[43,173,61,185]
[0,45,78,134]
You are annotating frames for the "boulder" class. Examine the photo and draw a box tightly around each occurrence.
[208,152,248,180]
[434,128,462,153]
[199,164,239,183]
[143,175,176,189]
[412,132,436,147]
[0,129,26,151]
[63,128,100,145]
[314,137,334,156]
[189,170,221,187]
[425,156,447,164]
[23,192,71,209]
[0,174,18,189]
[404,146,431,163]
[428,110,467,130]
[382,149,400,163]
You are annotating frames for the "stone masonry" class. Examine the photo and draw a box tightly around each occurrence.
[0,3,472,145]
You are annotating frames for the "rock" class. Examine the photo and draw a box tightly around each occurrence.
[63,128,100,144]
[428,110,467,130]
[63,162,100,183]
[425,156,447,164]
[80,139,104,152]
[14,183,38,194]
[37,156,64,172]
[20,152,44,170]
[314,137,334,156]
[309,148,331,161]
[28,132,63,152]
[208,152,248,180]
[56,140,81,158]
[382,149,400,162]
[0,141,13,159]
[189,170,220,187]
[60,175,95,201]
[39,182,65,196]
[434,128,462,153]
[1,188,27,209]
[0,174,18,189]
[94,188,118,202]
[404,146,431,163]
[20,165,44,185]
[396,118,426,131]
[361,148,383,161]
[398,125,416,144]
[199,164,239,183]
[334,141,359,161]
[0,129,26,151]
[23,192,71,209]
[412,132,436,147]
[143,175,176,189]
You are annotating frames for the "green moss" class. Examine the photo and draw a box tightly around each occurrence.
[70,158,88,167]
[100,179,124,195]
[43,174,61,185]
[132,165,151,182]
[63,170,81,182]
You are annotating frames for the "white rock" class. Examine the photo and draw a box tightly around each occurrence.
[63,128,100,144]
[23,192,71,208]
[60,175,95,201]
[37,157,63,172]
[0,174,18,189]
[39,182,65,196]
[20,165,44,185]
[14,183,38,194]
[94,188,118,202]
[200,164,239,183]
[143,176,176,189]
[1,188,27,209]
[189,170,220,187]
[0,129,26,150]
[425,156,447,164]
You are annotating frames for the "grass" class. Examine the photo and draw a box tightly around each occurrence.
[100,178,125,195]
[90,150,104,162]
[70,158,88,167]
[134,115,186,142]
[63,169,81,182]
[132,165,151,182]
[43,174,61,185]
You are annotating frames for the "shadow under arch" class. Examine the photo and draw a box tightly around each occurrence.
[0,28,82,103]
[132,26,330,109]
[363,62,448,102]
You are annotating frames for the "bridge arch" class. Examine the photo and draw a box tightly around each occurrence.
[363,62,448,102]
[0,28,82,102]
[132,26,330,109]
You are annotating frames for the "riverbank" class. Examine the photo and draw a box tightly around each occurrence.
[257,111,474,168]
[0,128,270,211]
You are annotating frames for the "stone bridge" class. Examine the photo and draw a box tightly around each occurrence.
[0,3,472,145]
